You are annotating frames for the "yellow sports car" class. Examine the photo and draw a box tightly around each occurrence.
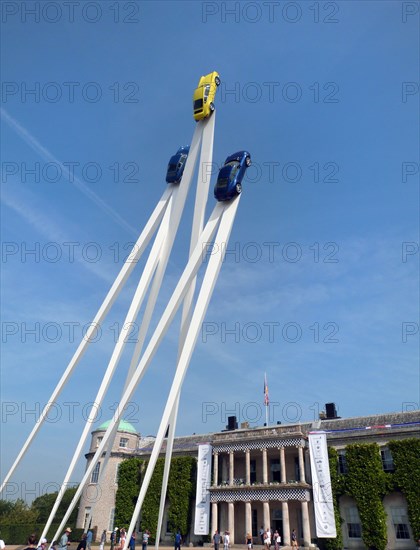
[193,71,220,121]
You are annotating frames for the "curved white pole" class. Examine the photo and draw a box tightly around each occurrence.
[155,112,216,548]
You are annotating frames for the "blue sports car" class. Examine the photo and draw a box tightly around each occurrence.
[166,146,190,184]
[214,151,251,201]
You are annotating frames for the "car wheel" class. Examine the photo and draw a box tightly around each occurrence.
[235,183,242,194]
[215,76,221,86]
[210,102,215,112]
[246,156,251,167]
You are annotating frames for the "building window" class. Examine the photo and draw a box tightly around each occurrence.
[250,460,256,483]
[91,462,101,483]
[96,436,103,448]
[252,509,258,537]
[270,459,281,482]
[381,448,394,472]
[294,457,300,481]
[338,450,348,474]
[108,508,115,532]
[391,507,410,539]
[83,507,91,530]
[119,437,129,448]
[346,507,362,538]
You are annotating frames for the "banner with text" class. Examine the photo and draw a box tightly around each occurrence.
[308,432,337,538]
[194,443,212,535]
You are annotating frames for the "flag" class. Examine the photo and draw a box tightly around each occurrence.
[264,373,269,406]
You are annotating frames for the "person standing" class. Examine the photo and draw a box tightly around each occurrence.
[245,532,252,550]
[129,531,136,550]
[76,535,87,550]
[273,531,280,550]
[110,529,117,550]
[259,528,264,546]
[223,531,230,550]
[100,531,107,550]
[291,530,298,548]
[141,531,150,550]
[23,535,37,550]
[174,531,181,550]
[213,530,222,550]
[86,531,93,550]
[117,529,126,550]
[264,529,271,550]
[58,528,72,550]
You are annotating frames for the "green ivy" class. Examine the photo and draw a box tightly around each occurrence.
[345,444,388,550]
[388,438,420,540]
[324,448,344,550]
[115,456,196,543]
[167,457,196,538]
[115,458,144,528]
[140,459,164,542]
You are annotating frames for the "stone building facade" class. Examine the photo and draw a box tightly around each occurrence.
[77,410,420,549]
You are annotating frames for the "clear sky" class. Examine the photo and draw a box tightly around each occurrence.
[1,1,419,502]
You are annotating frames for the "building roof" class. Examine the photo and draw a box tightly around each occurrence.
[95,419,138,434]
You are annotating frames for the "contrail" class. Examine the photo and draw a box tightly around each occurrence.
[1,107,139,237]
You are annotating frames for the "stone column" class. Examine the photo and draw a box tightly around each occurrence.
[281,501,290,546]
[298,446,306,483]
[263,501,270,530]
[245,449,251,485]
[245,501,252,536]
[228,502,235,543]
[301,501,311,547]
[262,448,268,484]
[213,452,219,487]
[280,447,286,483]
[211,502,218,535]
[229,451,234,485]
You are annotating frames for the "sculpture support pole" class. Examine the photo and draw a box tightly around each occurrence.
[155,113,216,548]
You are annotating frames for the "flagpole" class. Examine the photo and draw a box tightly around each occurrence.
[264,372,269,426]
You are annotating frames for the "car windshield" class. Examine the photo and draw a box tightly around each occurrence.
[203,84,211,102]
[226,161,240,182]
[216,177,229,189]
[179,154,187,166]
[194,98,203,110]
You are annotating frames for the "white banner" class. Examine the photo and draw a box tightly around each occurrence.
[308,432,337,538]
[194,444,212,535]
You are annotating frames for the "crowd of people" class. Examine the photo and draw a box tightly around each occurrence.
[0,528,295,550]
[213,527,299,549]
[0,527,147,550]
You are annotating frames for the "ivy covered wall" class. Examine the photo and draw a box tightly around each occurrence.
[325,438,420,549]
[115,456,196,542]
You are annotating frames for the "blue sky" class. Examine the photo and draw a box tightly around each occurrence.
[1,1,419,501]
